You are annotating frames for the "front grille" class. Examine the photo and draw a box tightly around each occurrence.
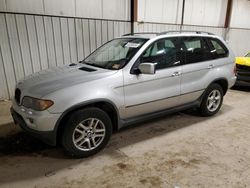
[236,64,250,71]
[15,88,21,105]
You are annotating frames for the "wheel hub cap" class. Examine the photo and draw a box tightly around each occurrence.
[86,130,93,138]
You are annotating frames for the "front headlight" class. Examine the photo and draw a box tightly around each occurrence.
[22,97,54,111]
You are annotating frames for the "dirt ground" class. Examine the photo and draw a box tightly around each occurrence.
[0,86,250,188]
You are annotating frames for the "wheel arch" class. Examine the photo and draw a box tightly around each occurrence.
[198,77,229,105]
[54,99,121,145]
[210,78,228,95]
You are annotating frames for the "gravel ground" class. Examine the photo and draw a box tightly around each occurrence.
[0,87,250,188]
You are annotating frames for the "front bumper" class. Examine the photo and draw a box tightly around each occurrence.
[11,107,57,146]
[236,74,250,83]
[236,65,250,83]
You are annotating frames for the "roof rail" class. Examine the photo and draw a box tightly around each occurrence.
[158,30,215,35]
[122,30,215,37]
[122,32,158,36]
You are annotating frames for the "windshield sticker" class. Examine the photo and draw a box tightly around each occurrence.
[125,42,141,48]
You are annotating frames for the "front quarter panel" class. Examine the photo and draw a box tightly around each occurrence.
[44,70,124,114]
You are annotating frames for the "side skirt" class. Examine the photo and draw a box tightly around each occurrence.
[119,100,201,129]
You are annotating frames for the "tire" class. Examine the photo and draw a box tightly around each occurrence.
[198,83,224,117]
[62,107,112,158]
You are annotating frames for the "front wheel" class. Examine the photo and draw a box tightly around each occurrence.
[199,84,224,116]
[62,107,112,158]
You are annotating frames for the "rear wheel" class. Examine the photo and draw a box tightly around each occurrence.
[62,107,112,158]
[199,83,223,116]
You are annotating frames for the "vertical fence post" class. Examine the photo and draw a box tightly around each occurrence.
[180,0,185,31]
[224,0,233,41]
[131,0,137,34]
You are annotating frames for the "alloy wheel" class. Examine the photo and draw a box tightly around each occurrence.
[72,118,106,151]
[207,89,221,112]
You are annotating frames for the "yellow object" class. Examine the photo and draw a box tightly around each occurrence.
[236,52,250,66]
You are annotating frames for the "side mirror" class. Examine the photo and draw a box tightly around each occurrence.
[138,63,156,75]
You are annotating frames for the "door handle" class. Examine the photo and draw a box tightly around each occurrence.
[171,71,181,77]
[173,61,180,65]
[208,64,214,69]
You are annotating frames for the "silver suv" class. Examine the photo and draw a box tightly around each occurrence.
[11,31,236,157]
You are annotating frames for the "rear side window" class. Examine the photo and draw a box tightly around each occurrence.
[207,38,229,59]
[181,37,212,64]
[184,39,201,49]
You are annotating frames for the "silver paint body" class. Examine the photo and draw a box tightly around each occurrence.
[12,33,236,132]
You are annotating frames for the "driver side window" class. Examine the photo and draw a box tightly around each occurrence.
[141,38,180,70]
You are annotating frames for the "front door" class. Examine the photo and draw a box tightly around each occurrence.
[123,37,182,119]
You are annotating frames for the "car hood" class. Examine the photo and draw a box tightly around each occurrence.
[236,57,250,67]
[17,63,117,98]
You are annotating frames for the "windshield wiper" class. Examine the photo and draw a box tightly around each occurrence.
[85,62,105,69]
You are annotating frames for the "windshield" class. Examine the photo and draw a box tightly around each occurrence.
[83,38,148,70]
[246,53,250,57]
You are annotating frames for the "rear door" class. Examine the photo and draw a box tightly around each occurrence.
[180,36,215,104]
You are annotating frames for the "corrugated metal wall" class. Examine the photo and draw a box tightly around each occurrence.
[135,0,228,39]
[227,28,250,57]
[134,22,226,37]
[135,0,227,40]
[1,0,250,100]
[137,0,227,27]
[0,0,131,21]
[136,0,250,56]
[0,13,131,100]
[134,22,181,32]
[134,21,250,57]
[228,0,250,56]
